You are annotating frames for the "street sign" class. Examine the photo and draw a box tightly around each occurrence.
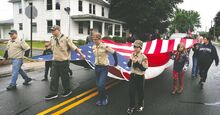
[25,5,38,19]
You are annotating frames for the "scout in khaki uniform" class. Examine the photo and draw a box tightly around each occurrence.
[92,32,118,106]
[3,30,32,90]
[45,25,85,100]
[127,40,148,114]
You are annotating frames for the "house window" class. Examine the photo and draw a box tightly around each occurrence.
[87,26,90,35]
[78,0,83,11]
[19,23,23,30]
[18,3,22,14]
[56,20,60,26]
[79,22,83,34]
[47,20,53,33]
[98,24,102,33]
[89,4,92,14]
[47,0,53,10]
[32,23,37,33]
[55,0,60,10]
[93,5,96,14]
[102,7,104,16]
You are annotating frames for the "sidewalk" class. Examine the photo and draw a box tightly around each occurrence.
[0,61,44,78]
[212,41,220,47]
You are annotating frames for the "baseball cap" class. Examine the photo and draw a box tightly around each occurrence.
[51,25,60,31]
[8,30,17,35]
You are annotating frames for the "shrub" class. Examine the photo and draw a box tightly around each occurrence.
[77,39,86,46]
[112,36,126,43]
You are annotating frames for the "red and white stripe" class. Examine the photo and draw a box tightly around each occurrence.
[101,38,197,80]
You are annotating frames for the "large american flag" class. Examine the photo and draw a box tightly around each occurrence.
[32,38,197,81]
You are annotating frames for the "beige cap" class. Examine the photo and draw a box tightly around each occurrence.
[134,40,143,48]
[51,25,60,31]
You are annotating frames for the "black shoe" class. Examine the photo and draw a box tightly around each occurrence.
[127,107,135,114]
[200,82,204,89]
[6,85,17,90]
[61,91,72,97]
[41,78,48,81]
[136,106,144,112]
[69,70,73,76]
[45,94,58,100]
[23,78,32,85]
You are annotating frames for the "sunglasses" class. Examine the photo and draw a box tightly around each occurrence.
[93,39,99,41]
[133,45,140,48]
[45,45,49,47]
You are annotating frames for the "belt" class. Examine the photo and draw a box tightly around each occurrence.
[53,60,69,63]
[95,65,108,68]
[131,73,144,77]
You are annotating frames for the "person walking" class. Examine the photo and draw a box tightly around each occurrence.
[191,36,202,78]
[92,32,118,106]
[42,42,53,81]
[197,35,219,89]
[45,25,85,100]
[127,40,148,114]
[171,43,189,95]
[3,30,32,90]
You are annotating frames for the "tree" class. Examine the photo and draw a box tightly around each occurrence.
[109,0,183,36]
[209,11,220,40]
[169,9,201,33]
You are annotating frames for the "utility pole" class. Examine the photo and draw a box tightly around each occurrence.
[30,2,33,57]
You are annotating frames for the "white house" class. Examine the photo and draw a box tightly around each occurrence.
[8,0,125,41]
[0,19,13,39]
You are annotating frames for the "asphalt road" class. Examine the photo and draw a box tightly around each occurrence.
[0,46,219,115]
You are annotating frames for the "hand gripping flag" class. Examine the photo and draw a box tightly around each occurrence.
[32,38,197,81]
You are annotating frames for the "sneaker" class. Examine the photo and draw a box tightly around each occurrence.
[136,106,144,112]
[6,85,17,90]
[41,78,48,81]
[61,91,72,97]
[102,96,108,106]
[94,100,102,106]
[127,107,135,114]
[200,82,204,89]
[23,78,32,85]
[45,94,58,100]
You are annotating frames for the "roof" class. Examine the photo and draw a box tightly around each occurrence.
[71,15,125,24]
[8,0,21,3]
[85,0,110,7]
[9,0,110,6]
[0,19,13,25]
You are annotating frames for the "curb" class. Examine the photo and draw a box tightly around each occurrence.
[0,62,44,78]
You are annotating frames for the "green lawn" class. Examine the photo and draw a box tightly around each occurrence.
[26,41,45,49]
[0,50,4,56]
[0,41,45,49]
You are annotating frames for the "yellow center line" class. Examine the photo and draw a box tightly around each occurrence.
[37,79,116,115]
[51,81,121,115]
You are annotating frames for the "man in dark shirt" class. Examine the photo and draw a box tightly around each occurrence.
[197,35,219,89]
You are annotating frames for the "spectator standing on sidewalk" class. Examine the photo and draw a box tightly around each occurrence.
[45,25,85,100]
[3,30,32,90]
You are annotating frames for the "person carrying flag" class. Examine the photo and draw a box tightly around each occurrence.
[92,32,118,106]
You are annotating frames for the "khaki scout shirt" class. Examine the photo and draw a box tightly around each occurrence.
[130,52,148,76]
[92,42,115,66]
[6,38,30,59]
[50,34,77,61]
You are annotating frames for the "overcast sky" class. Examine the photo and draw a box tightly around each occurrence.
[0,0,219,32]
